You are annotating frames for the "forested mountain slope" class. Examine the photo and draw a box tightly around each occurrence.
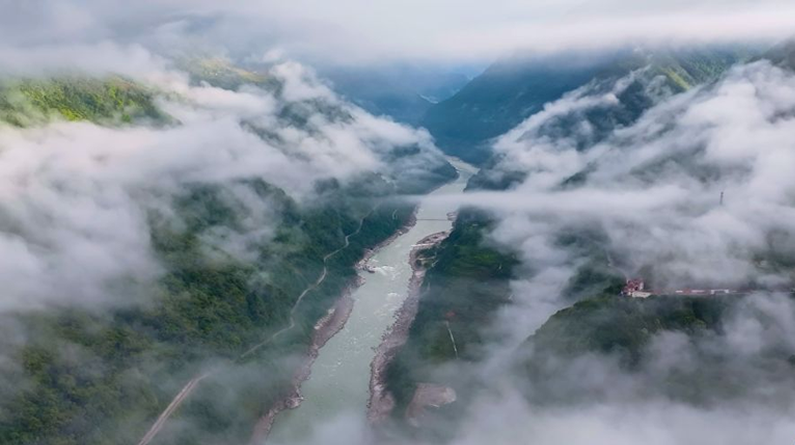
[0,61,455,445]
[382,42,795,442]
[421,47,752,164]
[0,77,167,126]
[322,64,471,126]
[521,293,795,407]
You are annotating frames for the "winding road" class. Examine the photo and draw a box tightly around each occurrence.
[240,212,372,359]
[136,374,209,445]
[136,211,374,445]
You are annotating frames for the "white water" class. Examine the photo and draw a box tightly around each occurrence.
[268,158,475,444]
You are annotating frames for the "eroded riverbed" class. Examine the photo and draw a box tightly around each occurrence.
[267,158,475,444]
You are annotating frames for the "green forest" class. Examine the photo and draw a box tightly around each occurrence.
[384,209,517,438]
[0,77,167,127]
[0,72,455,445]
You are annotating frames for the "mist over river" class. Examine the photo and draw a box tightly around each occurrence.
[268,158,475,444]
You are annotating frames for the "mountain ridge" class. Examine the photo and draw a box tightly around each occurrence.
[421,46,754,165]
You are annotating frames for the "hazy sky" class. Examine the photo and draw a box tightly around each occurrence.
[3,0,795,66]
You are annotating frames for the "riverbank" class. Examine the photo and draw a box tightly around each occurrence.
[356,207,418,272]
[262,158,474,443]
[367,230,452,424]
[249,209,421,444]
[249,287,357,444]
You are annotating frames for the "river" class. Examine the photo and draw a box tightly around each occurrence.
[267,158,475,444]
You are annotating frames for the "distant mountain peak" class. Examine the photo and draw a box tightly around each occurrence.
[421,45,753,165]
[764,38,795,69]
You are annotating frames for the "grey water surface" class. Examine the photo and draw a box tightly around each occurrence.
[268,158,475,444]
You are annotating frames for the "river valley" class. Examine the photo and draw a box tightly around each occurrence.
[266,158,476,444]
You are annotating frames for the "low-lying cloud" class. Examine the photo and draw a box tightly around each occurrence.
[3,2,795,444]
[355,56,795,445]
[451,61,795,291]
[2,0,795,68]
[0,60,444,312]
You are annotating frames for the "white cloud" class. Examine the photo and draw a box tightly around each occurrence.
[344,61,795,445]
[0,61,447,312]
[436,61,795,293]
[1,0,795,67]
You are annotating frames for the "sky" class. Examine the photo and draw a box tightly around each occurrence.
[2,0,795,68]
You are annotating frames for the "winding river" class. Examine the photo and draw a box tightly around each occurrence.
[267,158,475,444]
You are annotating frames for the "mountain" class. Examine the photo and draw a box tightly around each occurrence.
[0,76,168,126]
[382,44,792,441]
[529,295,727,368]
[764,38,795,69]
[0,63,457,445]
[321,64,473,125]
[521,293,795,406]
[385,209,517,423]
[421,47,753,165]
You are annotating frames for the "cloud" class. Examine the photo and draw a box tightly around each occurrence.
[2,0,795,68]
[238,294,795,445]
[428,61,795,293]
[0,61,447,312]
[450,392,795,445]
[128,44,795,445]
[286,58,795,445]
[403,56,795,445]
[4,1,795,442]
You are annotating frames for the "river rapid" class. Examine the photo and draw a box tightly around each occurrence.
[267,158,475,444]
